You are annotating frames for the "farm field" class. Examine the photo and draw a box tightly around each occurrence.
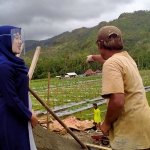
[30,70,150,121]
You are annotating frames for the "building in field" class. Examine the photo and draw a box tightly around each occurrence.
[95,69,102,75]
[84,69,96,76]
[65,72,77,78]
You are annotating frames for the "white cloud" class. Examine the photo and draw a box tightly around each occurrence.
[0,0,149,40]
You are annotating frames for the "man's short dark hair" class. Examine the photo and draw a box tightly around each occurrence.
[93,103,97,106]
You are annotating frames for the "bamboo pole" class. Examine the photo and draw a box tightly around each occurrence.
[85,143,112,150]
[27,46,87,149]
[47,72,50,130]
[29,87,87,149]
[28,46,41,81]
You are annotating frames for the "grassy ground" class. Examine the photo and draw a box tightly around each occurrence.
[30,75,103,111]
[30,70,150,121]
[74,92,150,121]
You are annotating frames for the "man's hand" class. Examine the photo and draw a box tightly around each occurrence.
[86,55,94,63]
[101,93,125,136]
[101,121,112,136]
[30,110,38,128]
[86,54,105,64]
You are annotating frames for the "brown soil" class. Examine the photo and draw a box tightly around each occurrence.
[33,124,104,150]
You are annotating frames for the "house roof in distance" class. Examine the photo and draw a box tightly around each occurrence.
[66,72,77,76]
[84,69,95,75]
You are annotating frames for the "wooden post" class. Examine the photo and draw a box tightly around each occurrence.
[85,143,112,150]
[29,87,87,149]
[28,46,41,81]
[47,72,50,130]
[27,46,87,149]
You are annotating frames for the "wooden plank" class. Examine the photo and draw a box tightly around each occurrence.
[28,46,41,81]
[85,143,112,150]
[16,45,40,80]
[29,87,87,149]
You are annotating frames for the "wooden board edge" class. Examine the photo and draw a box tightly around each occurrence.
[85,143,112,150]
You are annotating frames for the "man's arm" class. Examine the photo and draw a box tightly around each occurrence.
[92,55,105,64]
[101,93,124,135]
[86,54,105,64]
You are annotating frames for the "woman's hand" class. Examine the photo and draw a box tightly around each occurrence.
[30,110,38,128]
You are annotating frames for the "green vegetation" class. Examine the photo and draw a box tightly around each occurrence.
[24,10,150,121]
[30,70,150,121]
[22,11,150,79]
[22,10,150,79]
[30,75,102,111]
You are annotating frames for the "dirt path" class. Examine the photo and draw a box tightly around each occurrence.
[33,124,110,150]
[33,125,89,150]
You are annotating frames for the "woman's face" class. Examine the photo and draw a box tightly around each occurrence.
[12,33,22,55]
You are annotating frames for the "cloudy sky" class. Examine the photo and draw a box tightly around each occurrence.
[0,0,150,40]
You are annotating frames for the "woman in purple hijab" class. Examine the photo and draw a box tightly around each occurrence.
[0,25,38,150]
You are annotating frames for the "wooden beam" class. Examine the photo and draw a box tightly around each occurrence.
[29,87,87,149]
[27,46,87,149]
[85,143,112,150]
[28,46,41,81]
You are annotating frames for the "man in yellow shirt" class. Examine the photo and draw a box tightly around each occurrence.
[88,26,150,150]
[93,103,101,131]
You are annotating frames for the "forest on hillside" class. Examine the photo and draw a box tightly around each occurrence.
[22,10,150,79]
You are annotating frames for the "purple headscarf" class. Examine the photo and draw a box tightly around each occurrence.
[0,25,28,74]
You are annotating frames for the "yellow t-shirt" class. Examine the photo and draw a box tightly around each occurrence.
[94,108,101,123]
[101,51,150,150]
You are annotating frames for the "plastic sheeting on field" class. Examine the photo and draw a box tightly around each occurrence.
[39,116,94,132]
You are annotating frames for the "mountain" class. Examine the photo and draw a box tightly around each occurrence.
[25,31,70,52]
[22,10,150,79]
